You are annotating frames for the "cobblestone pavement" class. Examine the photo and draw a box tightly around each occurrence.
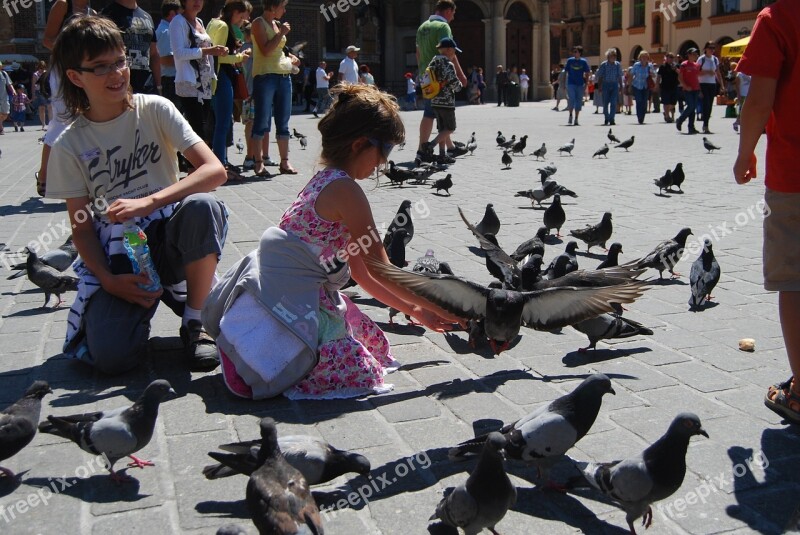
[0,99,798,535]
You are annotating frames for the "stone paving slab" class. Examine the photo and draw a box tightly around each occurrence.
[0,98,797,535]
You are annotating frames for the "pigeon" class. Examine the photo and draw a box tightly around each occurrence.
[654,169,673,195]
[511,135,528,155]
[573,313,654,351]
[431,433,516,534]
[635,228,693,280]
[459,208,519,289]
[363,256,647,355]
[413,249,451,276]
[431,173,453,195]
[570,212,613,252]
[203,435,371,485]
[703,137,720,153]
[531,142,547,160]
[473,203,501,237]
[496,131,505,146]
[467,137,477,155]
[511,226,548,262]
[387,229,415,324]
[608,128,621,143]
[593,144,609,159]
[535,261,644,292]
[0,381,52,478]
[501,150,513,169]
[299,136,307,150]
[382,200,414,251]
[539,163,558,177]
[614,135,635,151]
[467,318,487,349]
[545,241,579,279]
[8,235,77,279]
[23,248,79,308]
[236,138,245,154]
[557,138,575,156]
[543,194,566,237]
[38,380,175,483]
[669,162,685,193]
[520,255,545,291]
[570,413,708,535]
[500,135,516,150]
[597,242,624,269]
[292,128,305,139]
[689,238,721,310]
[385,161,415,187]
[245,418,324,535]
[449,374,616,489]
[466,131,476,145]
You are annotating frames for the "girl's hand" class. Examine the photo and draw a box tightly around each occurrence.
[107,197,156,223]
[100,273,162,308]
[278,21,291,36]
[410,306,464,333]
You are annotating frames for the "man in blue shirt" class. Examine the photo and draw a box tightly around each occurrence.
[565,45,590,126]
[156,0,180,108]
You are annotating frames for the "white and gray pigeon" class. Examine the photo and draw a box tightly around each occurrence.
[0,381,52,478]
[364,256,646,355]
[634,228,693,280]
[23,247,79,308]
[431,432,516,535]
[557,138,575,156]
[689,238,721,310]
[467,137,477,155]
[7,235,77,279]
[236,138,245,154]
[572,313,654,352]
[412,249,452,276]
[449,374,616,489]
[703,137,720,153]
[570,413,708,535]
[593,144,609,159]
[299,136,308,150]
[203,434,371,485]
[38,380,175,483]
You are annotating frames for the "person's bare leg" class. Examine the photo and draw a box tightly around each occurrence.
[262,133,271,163]
[418,116,434,152]
[38,144,52,187]
[185,253,218,310]
[277,138,295,173]
[38,106,46,129]
[244,121,254,160]
[780,291,800,395]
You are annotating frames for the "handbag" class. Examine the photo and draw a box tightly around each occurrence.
[232,67,249,100]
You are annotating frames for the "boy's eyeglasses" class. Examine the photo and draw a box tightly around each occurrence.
[75,57,129,76]
[368,138,394,160]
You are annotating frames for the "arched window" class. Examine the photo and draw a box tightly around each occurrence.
[610,0,622,29]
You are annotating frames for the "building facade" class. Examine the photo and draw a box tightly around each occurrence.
[550,0,603,69]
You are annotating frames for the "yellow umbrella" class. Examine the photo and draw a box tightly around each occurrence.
[721,36,750,59]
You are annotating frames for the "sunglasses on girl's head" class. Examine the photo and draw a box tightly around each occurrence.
[368,138,394,159]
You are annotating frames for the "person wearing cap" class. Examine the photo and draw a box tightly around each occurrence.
[404,72,417,110]
[676,48,701,134]
[0,61,15,135]
[425,37,463,165]
[339,45,360,84]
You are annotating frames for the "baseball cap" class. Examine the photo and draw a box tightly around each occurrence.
[345,45,360,53]
[436,37,462,53]
[686,47,699,54]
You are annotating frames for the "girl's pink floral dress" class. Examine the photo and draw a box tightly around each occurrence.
[275,168,398,398]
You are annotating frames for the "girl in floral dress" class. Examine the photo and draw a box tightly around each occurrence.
[218,84,461,399]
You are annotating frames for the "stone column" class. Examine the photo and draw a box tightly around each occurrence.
[384,0,397,86]
[537,0,552,100]
[490,10,509,102]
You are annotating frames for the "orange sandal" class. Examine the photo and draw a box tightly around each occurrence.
[764,378,800,425]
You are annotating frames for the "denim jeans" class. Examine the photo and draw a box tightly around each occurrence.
[634,87,648,123]
[601,83,618,124]
[677,89,699,130]
[212,68,234,165]
[252,73,292,140]
[567,83,584,111]
[314,87,331,114]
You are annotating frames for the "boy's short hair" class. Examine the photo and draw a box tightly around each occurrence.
[161,0,180,18]
[435,0,456,12]
[573,45,583,54]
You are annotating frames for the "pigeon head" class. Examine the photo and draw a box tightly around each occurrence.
[536,226,548,239]
[675,162,683,171]
[669,413,709,439]
[142,379,176,403]
[399,199,412,210]
[565,241,578,254]
[257,417,281,458]
[484,432,507,455]
[702,238,713,253]
[339,451,372,476]
[24,380,53,399]
[576,374,616,397]
[674,227,693,245]
[425,249,435,257]
[552,194,561,205]
[609,242,623,254]
[602,212,612,222]
[527,254,544,268]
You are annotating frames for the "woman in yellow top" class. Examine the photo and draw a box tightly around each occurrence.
[251,0,300,176]
[207,0,251,179]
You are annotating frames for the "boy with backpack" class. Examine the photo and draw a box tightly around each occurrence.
[422,37,465,165]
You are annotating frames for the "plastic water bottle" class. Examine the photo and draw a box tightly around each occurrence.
[122,220,161,292]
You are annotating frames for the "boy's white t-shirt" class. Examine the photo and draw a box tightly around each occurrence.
[46,94,201,206]
[407,78,416,94]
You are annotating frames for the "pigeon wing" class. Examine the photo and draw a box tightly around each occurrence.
[434,485,478,528]
[607,457,654,503]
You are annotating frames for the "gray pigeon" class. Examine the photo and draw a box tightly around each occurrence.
[501,150,512,169]
[545,241,579,279]
[38,380,175,483]
[431,173,453,195]
[474,203,501,237]
[593,144,609,159]
[363,256,647,355]
[569,212,613,252]
[557,138,575,156]
[572,313,654,351]
[385,161,415,187]
[689,239,721,310]
[450,374,616,489]
[459,208,519,289]
[432,432,516,534]
[382,200,414,251]
[23,248,79,308]
[500,135,516,150]
[635,228,693,280]
[669,162,685,192]
[597,242,624,269]
[570,413,708,535]
[299,136,308,150]
[543,194,566,237]
[8,235,77,279]
[511,226,548,262]
[236,138,245,154]
[703,137,720,153]
[246,418,324,535]
[0,381,52,478]
[615,136,635,151]
[203,434,371,485]
[654,169,673,195]
[413,250,452,276]
[511,135,528,155]
[496,131,505,146]
[608,128,621,143]
[531,142,547,160]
